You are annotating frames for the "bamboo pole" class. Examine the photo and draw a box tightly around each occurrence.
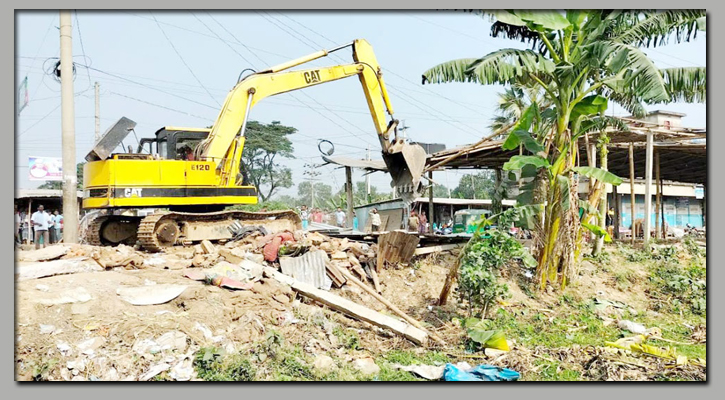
[644,133,654,248]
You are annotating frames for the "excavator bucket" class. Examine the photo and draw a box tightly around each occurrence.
[382,140,428,204]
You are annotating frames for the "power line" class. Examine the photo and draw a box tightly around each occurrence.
[17,104,61,138]
[74,11,92,88]
[189,12,258,71]
[80,64,218,110]
[109,91,210,121]
[151,13,221,107]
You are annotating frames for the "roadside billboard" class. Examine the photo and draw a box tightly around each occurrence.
[28,156,63,181]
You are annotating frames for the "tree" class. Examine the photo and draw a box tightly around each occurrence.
[297,181,332,209]
[452,172,496,200]
[354,181,391,204]
[274,194,300,208]
[241,121,295,202]
[432,184,450,198]
[424,10,706,290]
[39,162,85,190]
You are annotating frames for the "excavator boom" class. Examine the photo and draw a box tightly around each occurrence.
[82,39,426,250]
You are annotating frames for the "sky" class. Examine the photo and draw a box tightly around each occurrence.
[15,10,707,201]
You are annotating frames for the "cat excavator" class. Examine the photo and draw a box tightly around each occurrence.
[82,39,427,251]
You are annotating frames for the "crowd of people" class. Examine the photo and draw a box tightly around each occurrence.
[297,205,359,231]
[15,204,63,249]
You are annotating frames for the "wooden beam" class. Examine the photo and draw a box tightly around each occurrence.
[629,143,636,245]
[263,267,428,346]
[414,243,464,256]
[613,185,620,240]
[338,267,445,345]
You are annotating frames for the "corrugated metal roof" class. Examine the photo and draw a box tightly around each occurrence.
[15,189,83,199]
[279,250,333,290]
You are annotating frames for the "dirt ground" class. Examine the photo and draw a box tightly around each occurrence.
[14,238,706,381]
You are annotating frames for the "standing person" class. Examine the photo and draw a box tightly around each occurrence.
[418,211,428,234]
[14,206,21,245]
[353,215,359,231]
[53,210,64,243]
[335,207,346,228]
[20,211,29,243]
[48,210,57,244]
[299,205,310,231]
[312,208,323,223]
[369,208,381,233]
[408,210,420,233]
[606,207,615,238]
[31,205,50,249]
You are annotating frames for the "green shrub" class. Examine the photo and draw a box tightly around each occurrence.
[458,229,536,318]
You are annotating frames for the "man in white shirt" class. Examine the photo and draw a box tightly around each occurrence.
[369,208,382,232]
[335,207,346,228]
[31,205,50,249]
[54,210,64,242]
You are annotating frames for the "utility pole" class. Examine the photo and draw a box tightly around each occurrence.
[94,82,100,142]
[59,10,78,244]
[365,146,371,203]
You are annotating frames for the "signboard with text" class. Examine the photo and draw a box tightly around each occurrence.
[28,156,63,181]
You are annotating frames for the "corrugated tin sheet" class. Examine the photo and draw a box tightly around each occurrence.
[279,250,332,291]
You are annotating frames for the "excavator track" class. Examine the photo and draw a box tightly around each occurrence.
[85,215,110,246]
[136,209,302,252]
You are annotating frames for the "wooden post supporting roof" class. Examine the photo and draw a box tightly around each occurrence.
[428,170,434,234]
[644,133,654,248]
[345,166,354,229]
[655,150,661,239]
[629,143,635,245]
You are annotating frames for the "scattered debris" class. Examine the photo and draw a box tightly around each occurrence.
[200,240,216,255]
[194,322,224,343]
[376,231,420,269]
[77,337,105,355]
[352,357,380,376]
[394,361,472,380]
[33,287,92,305]
[16,245,70,262]
[414,243,464,256]
[313,355,336,374]
[35,284,50,292]
[39,324,56,334]
[280,250,333,290]
[169,355,195,381]
[16,258,102,281]
[117,284,187,305]
[443,363,520,381]
[156,331,189,353]
[139,363,171,381]
[263,266,428,346]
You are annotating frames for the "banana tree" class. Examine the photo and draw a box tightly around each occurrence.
[423,10,706,290]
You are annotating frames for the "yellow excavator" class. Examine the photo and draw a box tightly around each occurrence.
[82,39,427,251]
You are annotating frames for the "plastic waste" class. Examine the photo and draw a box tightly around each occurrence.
[443,363,520,381]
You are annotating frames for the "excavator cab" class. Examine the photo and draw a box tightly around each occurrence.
[137,127,210,161]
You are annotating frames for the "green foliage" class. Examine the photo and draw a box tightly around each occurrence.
[649,260,706,315]
[242,120,296,201]
[584,249,611,266]
[194,347,257,381]
[452,171,496,200]
[459,229,535,318]
[227,200,293,212]
[581,222,612,243]
[503,155,550,171]
[572,166,623,186]
[333,326,361,350]
[297,181,333,209]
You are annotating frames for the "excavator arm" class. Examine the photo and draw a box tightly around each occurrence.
[198,39,427,200]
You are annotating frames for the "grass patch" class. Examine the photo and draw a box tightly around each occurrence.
[194,347,257,381]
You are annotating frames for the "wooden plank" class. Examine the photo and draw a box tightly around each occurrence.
[325,261,347,288]
[368,266,381,294]
[262,267,428,346]
[218,248,243,264]
[377,231,420,270]
[414,243,464,256]
[337,267,445,346]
